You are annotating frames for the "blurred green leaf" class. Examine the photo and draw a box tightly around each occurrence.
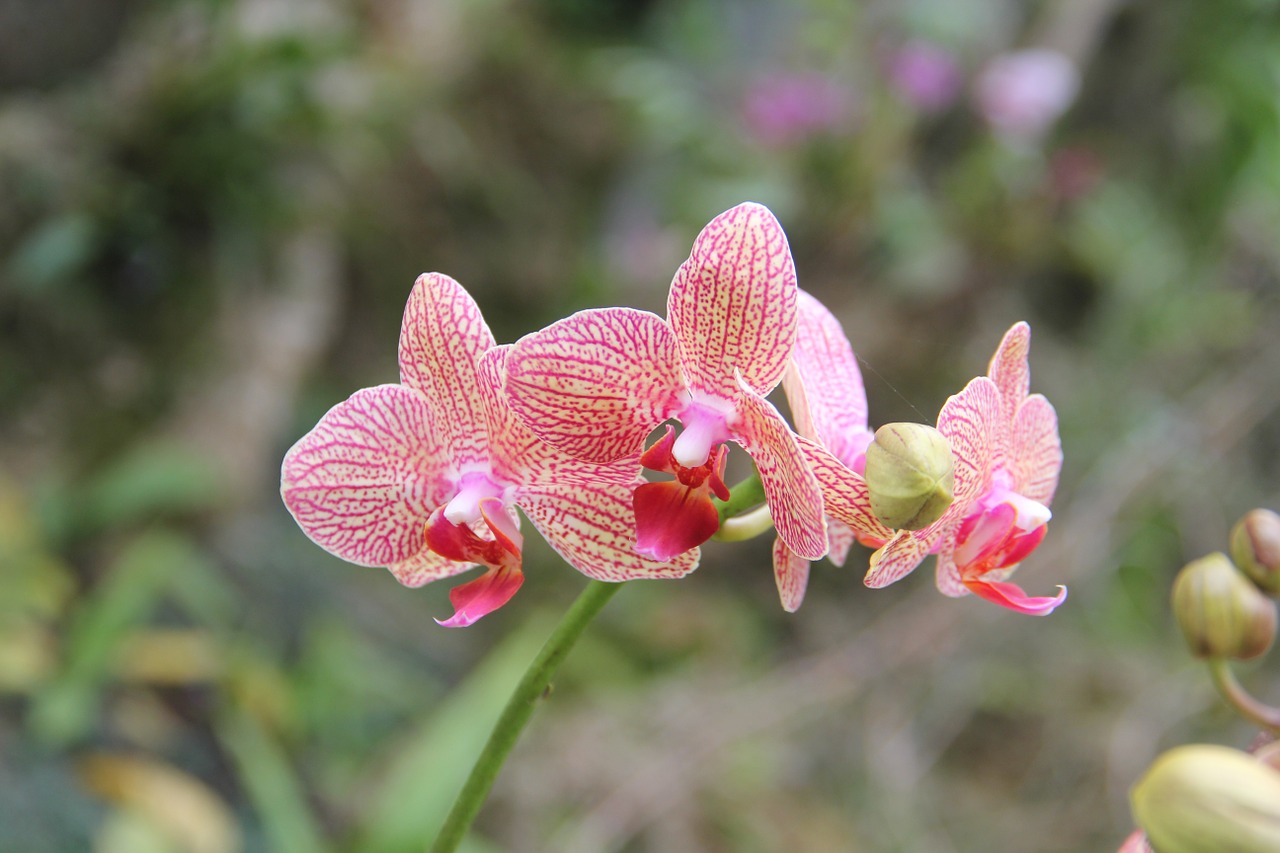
[7,214,97,295]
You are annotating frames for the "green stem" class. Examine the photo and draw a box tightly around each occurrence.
[715,472,766,523]
[1207,657,1280,733]
[430,580,623,853]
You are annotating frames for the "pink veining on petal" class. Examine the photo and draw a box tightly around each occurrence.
[505,308,685,464]
[281,384,450,568]
[865,528,938,588]
[772,537,812,613]
[937,376,1001,510]
[783,289,870,463]
[398,273,496,471]
[514,481,700,581]
[987,321,1031,422]
[667,203,799,398]
[794,435,892,543]
[387,549,476,589]
[1011,393,1062,506]
[826,520,856,567]
[733,378,826,560]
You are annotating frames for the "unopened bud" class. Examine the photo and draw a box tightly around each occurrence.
[1171,553,1276,661]
[1131,744,1280,853]
[863,423,954,531]
[1231,509,1280,596]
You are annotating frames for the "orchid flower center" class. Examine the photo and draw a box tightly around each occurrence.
[443,471,507,525]
[952,470,1051,572]
[671,397,736,468]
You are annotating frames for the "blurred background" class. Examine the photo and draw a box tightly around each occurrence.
[3,0,1280,850]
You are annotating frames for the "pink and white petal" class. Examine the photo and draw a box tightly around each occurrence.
[865,529,935,588]
[782,289,869,459]
[826,520,857,567]
[513,481,700,581]
[794,435,893,543]
[398,273,496,469]
[733,379,826,560]
[936,376,1001,510]
[987,321,1032,423]
[506,308,685,464]
[1011,393,1062,506]
[933,541,968,598]
[773,537,812,613]
[436,564,525,627]
[965,580,1067,616]
[281,384,450,567]
[668,203,798,398]
[478,346,641,488]
[387,549,476,588]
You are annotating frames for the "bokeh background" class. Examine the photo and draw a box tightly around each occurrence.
[3,0,1280,850]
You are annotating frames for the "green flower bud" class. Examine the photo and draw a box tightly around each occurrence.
[1171,553,1276,661]
[1131,744,1280,853]
[863,423,955,531]
[1231,509,1280,596]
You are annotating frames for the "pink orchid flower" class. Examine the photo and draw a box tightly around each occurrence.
[774,289,892,610]
[505,202,828,566]
[865,322,1066,615]
[281,273,696,627]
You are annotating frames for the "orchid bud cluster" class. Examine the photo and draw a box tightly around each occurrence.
[280,202,1065,625]
[1122,508,1280,852]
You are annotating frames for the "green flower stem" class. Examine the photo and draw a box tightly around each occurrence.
[715,472,767,523]
[1207,657,1280,733]
[430,579,623,853]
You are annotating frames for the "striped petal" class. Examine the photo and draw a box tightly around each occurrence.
[772,537,812,613]
[826,519,857,568]
[505,308,684,464]
[865,527,937,588]
[1011,393,1062,507]
[987,321,1031,427]
[478,346,640,488]
[281,384,452,568]
[782,289,870,462]
[794,436,893,543]
[937,376,1000,509]
[514,481,699,581]
[398,273,496,471]
[732,378,826,560]
[667,203,798,398]
[388,549,476,588]
[934,541,967,598]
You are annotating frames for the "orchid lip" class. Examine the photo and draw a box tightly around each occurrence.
[443,470,506,525]
[672,397,735,468]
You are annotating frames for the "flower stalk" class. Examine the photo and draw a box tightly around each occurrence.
[1206,657,1280,734]
[430,579,623,853]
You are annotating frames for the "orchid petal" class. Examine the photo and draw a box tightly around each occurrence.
[437,564,525,627]
[478,346,641,488]
[964,579,1067,615]
[936,376,1001,509]
[281,385,450,568]
[632,480,722,561]
[388,549,476,588]
[732,378,826,560]
[826,519,856,567]
[1011,393,1062,506]
[425,506,521,571]
[667,203,798,398]
[514,482,699,581]
[506,308,684,464]
[987,321,1031,423]
[794,435,893,543]
[782,289,870,461]
[772,537,811,613]
[864,528,937,588]
[934,542,967,598]
[398,273,496,470]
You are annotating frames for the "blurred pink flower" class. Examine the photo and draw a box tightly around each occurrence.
[743,73,853,147]
[1116,830,1153,853]
[975,48,1079,141]
[865,322,1066,615]
[281,274,696,627]
[506,202,828,569]
[886,40,963,113]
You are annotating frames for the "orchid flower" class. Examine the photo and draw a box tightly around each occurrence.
[865,322,1065,615]
[281,273,696,627]
[774,289,892,610]
[504,202,828,567]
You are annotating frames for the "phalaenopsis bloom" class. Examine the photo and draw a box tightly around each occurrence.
[280,273,696,627]
[504,202,829,567]
[865,322,1066,614]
